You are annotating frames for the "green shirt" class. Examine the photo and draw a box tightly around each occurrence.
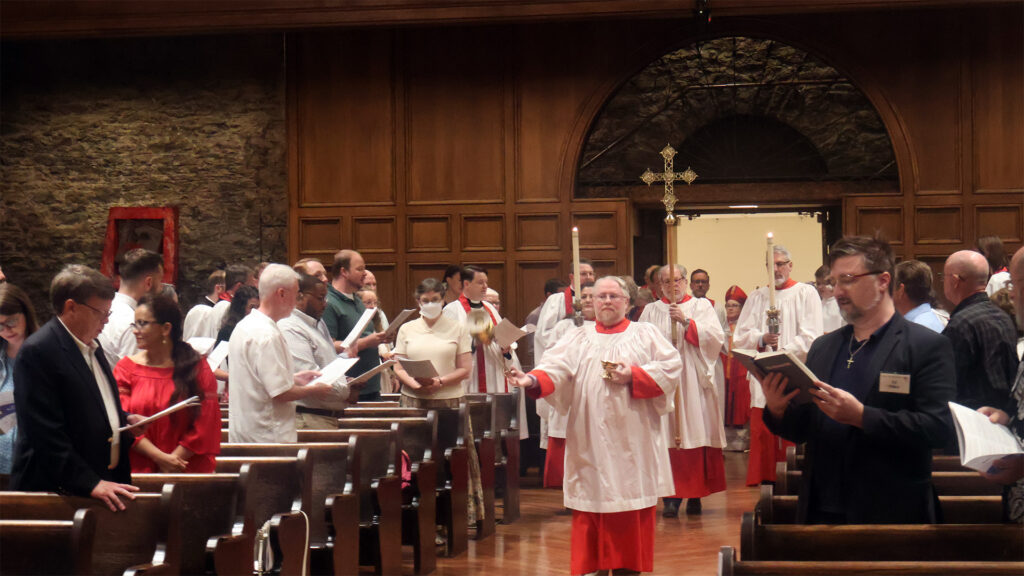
[323,284,381,399]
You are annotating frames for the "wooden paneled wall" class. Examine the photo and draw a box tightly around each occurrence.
[289,5,1023,321]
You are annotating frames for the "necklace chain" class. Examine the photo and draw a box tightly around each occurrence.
[846,336,869,369]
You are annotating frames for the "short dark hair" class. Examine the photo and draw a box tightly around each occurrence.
[297,272,324,295]
[330,250,358,280]
[576,257,594,268]
[443,265,462,282]
[814,265,831,281]
[415,278,446,299]
[461,265,487,283]
[224,264,253,291]
[51,264,115,314]
[0,283,39,337]
[118,248,163,283]
[544,278,567,297]
[894,260,934,305]
[690,269,709,280]
[976,235,1007,273]
[829,235,895,294]
[205,270,226,293]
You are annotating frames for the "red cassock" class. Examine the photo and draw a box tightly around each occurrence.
[115,356,222,473]
[745,407,793,486]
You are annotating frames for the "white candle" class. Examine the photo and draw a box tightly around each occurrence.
[767,232,776,308]
[572,227,582,298]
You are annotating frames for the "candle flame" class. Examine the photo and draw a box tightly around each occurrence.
[767,232,773,239]
[573,226,578,232]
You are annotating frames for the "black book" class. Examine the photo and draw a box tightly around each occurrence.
[731,348,819,405]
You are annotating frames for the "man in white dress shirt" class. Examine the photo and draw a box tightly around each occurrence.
[279,273,354,429]
[733,244,823,486]
[228,264,334,443]
[97,248,163,367]
[640,265,726,517]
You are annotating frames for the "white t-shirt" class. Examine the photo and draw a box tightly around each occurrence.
[97,292,138,368]
[228,309,296,443]
[393,315,471,400]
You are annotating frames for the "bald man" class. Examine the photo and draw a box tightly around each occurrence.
[942,250,1019,410]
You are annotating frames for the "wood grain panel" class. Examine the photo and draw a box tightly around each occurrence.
[405,27,506,204]
[407,263,450,294]
[972,5,1024,193]
[294,30,395,206]
[516,214,561,250]
[353,217,397,254]
[298,218,343,254]
[462,215,505,252]
[855,207,904,244]
[915,206,963,244]
[590,260,621,279]
[515,261,564,321]
[572,212,618,249]
[976,205,1023,243]
[407,216,452,253]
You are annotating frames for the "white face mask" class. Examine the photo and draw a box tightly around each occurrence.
[419,301,443,319]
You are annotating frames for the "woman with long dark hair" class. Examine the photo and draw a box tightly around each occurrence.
[216,285,260,346]
[115,294,220,473]
[0,283,40,473]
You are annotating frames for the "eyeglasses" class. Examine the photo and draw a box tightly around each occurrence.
[594,294,627,302]
[830,271,883,287]
[79,302,112,318]
[773,260,792,268]
[0,316,22,330]
[129,320,158,330]
[661,277,685,285]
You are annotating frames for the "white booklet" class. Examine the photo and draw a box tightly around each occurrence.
[342,308,378,349]
[948,401,1024,473]
[394,356,439,379]
[347,359,397,388]
[493,318,534,349]
[310,356,360,388]
[206,341,231,373]
[187,337,217,355]
[116,395,201,435]
[382,309,418,340]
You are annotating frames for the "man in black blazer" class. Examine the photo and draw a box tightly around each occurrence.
[12,264,142,511]
[760,236,955,524]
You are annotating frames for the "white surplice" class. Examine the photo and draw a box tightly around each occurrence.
[541,318,592,439]
[639,297,727,449]
[533,288,573,365]
[821,296,846,334]
[732,281,823,408]
[442,298,528,438]
[532,321,682,513]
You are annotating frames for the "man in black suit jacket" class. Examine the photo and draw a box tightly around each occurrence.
[12,264,142,511]
[760,236,955,524]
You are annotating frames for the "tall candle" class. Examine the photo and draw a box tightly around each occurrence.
[767,232,776,308]
[572,227,582,297]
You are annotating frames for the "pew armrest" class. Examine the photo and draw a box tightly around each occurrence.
[326,492,360,576]
[123,561,175,576]
[270,510,309,576]
[206,532,253,576]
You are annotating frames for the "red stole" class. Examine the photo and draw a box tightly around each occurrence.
[563,287,574,317]
[218,292,233,303]
[460,294,499,392]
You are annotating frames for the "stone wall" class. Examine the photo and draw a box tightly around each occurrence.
[0,34,287,318]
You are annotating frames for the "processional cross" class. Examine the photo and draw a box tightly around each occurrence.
[640,144,698,447]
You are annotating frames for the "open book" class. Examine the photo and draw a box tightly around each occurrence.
[731,348,818,404]
[948,401,1024,473]
[393,356,439,380]
[116,395,201,435]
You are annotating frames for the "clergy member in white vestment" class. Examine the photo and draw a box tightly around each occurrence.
[442,265,512,396]
[182,270,224,340]
[733,244,823,486]
[540,282,594,489]
[228,264,334,443]
[188,264,256,340]
[640,265,726,517]
[815,265,846,334]
[533,259,595,449]
[509,276,682,576]
[279,273,353,430]
[689,268,728,423]
[98,248,164,367]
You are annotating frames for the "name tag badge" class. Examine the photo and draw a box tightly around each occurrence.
[879,372,911,395]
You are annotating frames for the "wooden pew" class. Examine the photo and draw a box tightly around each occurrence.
[434,405,471,557]
[0,490,176,575]
[212,442,361,576]
[465,397,497,539]
[719,545,1024,576]
[775,461,1004,497]
[465,391,521,523]
[298,428,404,576]
[337,415,439,574]
[0,509,96,575]
[207,457,308,575]
[131,473,239,576]
[739,510,1024,562]
[755,484,1005,525]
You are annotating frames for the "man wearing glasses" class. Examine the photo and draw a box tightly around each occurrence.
[12,264,148,511]
[733,244,823,486]
[758,236,955,523]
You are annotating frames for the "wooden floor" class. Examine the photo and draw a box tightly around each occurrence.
[415,451,757,576]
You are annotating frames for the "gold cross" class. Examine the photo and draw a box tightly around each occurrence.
[640,144,698,218]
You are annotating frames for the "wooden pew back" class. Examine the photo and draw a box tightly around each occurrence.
[719,545,1024,576]
[0,510,95,575]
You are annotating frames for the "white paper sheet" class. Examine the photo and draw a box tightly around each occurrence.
[206,341,230,372]
[116,395,200,434]
[383,309,418,340]
[187,337,216,355]
[310,356,360,387]
[342,308,378,349]
[949,401,1024,473]
[394,356,439,379]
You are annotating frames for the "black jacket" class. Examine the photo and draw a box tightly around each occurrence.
[764,312,955,523]
[11,318,132,495]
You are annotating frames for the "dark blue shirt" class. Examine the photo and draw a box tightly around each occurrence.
[810,316,894,516]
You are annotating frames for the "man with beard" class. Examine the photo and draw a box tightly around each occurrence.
[759,235,955,523]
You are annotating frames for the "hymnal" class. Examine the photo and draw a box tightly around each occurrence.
[731,348,819,404]
[948,401,1024,473]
